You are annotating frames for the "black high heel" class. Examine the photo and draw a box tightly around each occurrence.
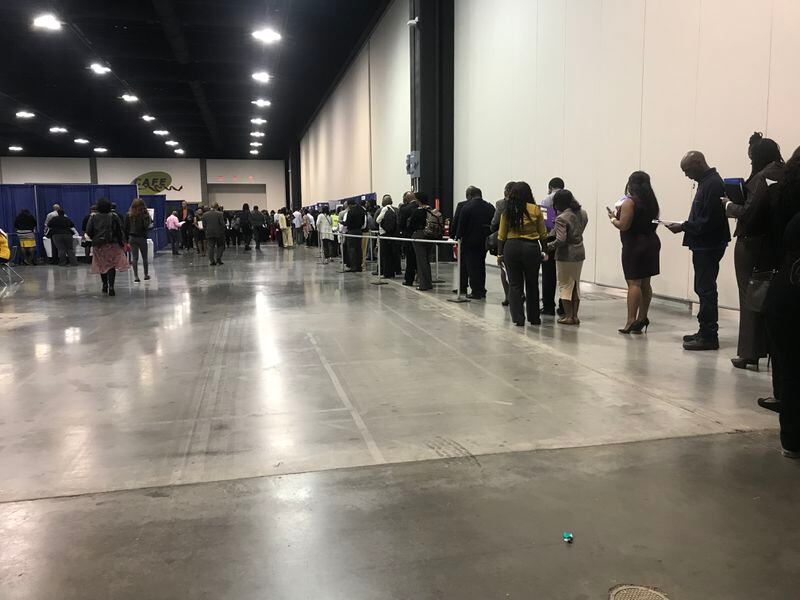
[630,318,650,334]
[618,324,634,334]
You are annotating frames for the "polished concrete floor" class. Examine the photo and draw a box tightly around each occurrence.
[1,244,797,599]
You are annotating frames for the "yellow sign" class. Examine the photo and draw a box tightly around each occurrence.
[132,171,183,195]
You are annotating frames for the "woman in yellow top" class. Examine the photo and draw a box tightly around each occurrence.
[497,181,549,326]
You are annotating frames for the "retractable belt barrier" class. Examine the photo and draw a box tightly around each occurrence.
[336,232,469,303]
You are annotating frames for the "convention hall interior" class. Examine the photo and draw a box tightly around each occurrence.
[1,1,799,599]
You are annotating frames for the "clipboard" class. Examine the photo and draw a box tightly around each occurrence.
[723,177,746,205]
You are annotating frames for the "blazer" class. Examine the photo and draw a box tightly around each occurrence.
[455,197,496,249]
[549,208,589,262]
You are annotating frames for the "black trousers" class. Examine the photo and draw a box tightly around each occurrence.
[504,239,542,324]
[766,310,800,451]
[379,239,398,277]
[462,245,488,297]
[541,252,557,311]
[322,239,335,259]
[403,240,417,285]
[412,234,433,289]
[347,236,362,271]
[168,229,180,254]
[692,247,726,339]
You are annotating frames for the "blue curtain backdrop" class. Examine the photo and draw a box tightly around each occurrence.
[0,185,37,249]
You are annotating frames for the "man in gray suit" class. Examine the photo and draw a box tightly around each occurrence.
[202,204,226,266]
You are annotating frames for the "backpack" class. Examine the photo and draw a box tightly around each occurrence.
[382,206,398,234]
[423,208,444,239]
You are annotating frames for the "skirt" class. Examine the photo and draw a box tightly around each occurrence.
[90,243,130,274]
[18,231,36,248]
[557,260,583,299]
[621,232,661,280]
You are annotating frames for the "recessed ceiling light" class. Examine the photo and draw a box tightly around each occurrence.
[94,147,108,153]
[74,138,89,144]
[251,71,271,84]
[153,130,169,136]
[165,140,179,147]
[49,126,68,133]
[141,114,156,122]
[250,131,265,137]
[174,148,185,155]
[251,98,272,108]
[89,63,111,75]
[8,145,23,152]
[121,94,139,103]
[33,14,61,30]
[15,110,35,119]
[249,149,260,155]
[250,117,267,125]
[250,142,262,147]
[252,28,281,44]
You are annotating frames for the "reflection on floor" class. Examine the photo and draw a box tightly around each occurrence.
[1,245,796,599]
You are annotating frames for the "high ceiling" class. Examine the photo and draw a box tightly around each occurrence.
[0,0,388,160]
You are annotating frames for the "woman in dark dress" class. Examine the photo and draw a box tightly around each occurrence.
[607,171,661,334]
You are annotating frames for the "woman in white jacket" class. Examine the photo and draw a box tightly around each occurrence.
[316,205,335,262]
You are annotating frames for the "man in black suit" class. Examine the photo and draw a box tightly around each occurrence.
[454,186,496,299]
[398,191,419,285]
[341,199,366,272]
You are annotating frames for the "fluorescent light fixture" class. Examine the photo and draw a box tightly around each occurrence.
[8,145,23,152]
[165,140,179,146]
[15,110,35,119]
[251,98,272,108]
[153,130,169,136]
[74,138,89,144]
[250,117,267,125]
[49,126,68,133]
[94,147,108,153]
[250,131,265,137]
[251,71,271,83]
[250,142,262,147]
[33,14,61,30]
[121,94,139,103]
[174,148,185,155]
[89,63,111,75]
[252,28,281,44]
[249,149,260,155]
[141,114,156,122]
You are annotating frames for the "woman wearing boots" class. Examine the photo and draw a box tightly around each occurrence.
[125,198,152,282]
[86,197,129,296]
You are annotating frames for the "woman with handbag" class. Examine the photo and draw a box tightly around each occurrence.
[723,133,785,370]
[86,197,129,296]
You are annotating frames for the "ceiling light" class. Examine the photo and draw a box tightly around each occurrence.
[153,130,169,136]
[89,63,111,75]
[15,110,35,119]
[165,140,179,146]
[252,28,282,44]
[251,98,272,108]
[49,126,68,133]
[250,142,262,147]
[121,94,139,103]
[141,114,156,122]
[33,14,62,30]
[174,148,185,155]
[74,138,89,144]
[250,117,267,125]
[8,145,23,152]
[94,147,108,153]
[251,71,271,84]
[250,131,265,137]
[249,149,260,155]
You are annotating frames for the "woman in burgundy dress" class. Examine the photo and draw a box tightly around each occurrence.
[607,171,662,333]
[86,197,129,297]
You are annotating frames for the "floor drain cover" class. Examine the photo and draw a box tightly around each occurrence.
[609,585,670,600]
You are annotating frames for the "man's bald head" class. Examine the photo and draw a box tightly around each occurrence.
[680,151,711,181]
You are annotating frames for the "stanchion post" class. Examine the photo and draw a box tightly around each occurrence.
[447,239,470,303]
[432,242,444,284]
[317,223,325,264]
[370,232,387,286]
[339,232,347,273]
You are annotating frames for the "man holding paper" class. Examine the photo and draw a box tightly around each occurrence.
[665,151,731,351]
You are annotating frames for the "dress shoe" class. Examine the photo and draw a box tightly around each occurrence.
[502,299,509,306]
[757,396,781,413]
[209,261,217,266]
[466,293,485,300]
[416,286,433,291]
[683,332,700,342]
[782,449,800,459]
[528,318,542,325]
[683,337,719,351]
[731,357,758,370]
[540,307,556,316]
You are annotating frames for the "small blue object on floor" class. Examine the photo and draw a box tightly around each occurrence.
[562,532,574,544]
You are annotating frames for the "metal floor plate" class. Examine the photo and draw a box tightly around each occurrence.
[610,585,670,600]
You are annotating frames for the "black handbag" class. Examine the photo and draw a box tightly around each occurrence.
[744,269,775,313]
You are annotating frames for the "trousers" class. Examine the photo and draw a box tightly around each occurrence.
[129,235,148,276]
[462,245,488,297]
[504,239,542,324]
[207,236,225,263]
[52,233,77,266]
[692,246,726,339]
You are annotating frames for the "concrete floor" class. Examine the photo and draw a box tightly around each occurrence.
[1,245,797,599]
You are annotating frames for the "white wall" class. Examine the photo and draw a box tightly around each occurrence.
[206,159,286,211]
[96,157,203,201]
[301,0,410,205]
[0,157,90,183]
[454,0,800,305]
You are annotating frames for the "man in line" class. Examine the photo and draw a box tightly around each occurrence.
[376,195,401,278]
[203,203,226,266]
[165,210,181,255]
[667,151,731,351]
[251,204,265,251]
[399,191,419,286]
[454,186,495,299]
[45,203,61,264]
[539,177,565,316]
[292,208,305,245]
[341,199,366,272]
[408,192,441,291]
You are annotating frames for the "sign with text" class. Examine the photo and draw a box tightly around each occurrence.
[133,171,183,195]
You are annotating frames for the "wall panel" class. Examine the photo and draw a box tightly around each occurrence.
[0,157,90,184]
[767,0,800,154]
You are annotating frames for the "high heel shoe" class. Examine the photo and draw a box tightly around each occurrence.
[618,323,635,334]
[731,357,758,370]
[630,318,650,334]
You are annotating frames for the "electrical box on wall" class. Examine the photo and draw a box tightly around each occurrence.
[406,151,420,178]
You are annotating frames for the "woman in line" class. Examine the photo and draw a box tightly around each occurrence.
[490,182,515,306]
[239,203,252,251]
[549,190,589,325]
[47,209,79,266]
[13,209,38,265]
[86,197,129,296]
[497,181,548,327]
[316,205,335,263]
[125,199,152,282]
[193,207,207,257]
[724,133,784,369]
[607,171,662,334]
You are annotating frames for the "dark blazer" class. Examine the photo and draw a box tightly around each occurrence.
[454,197,496,249]
[202,209,226,239]
[682,168,731,250]
[398,200,419,237]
